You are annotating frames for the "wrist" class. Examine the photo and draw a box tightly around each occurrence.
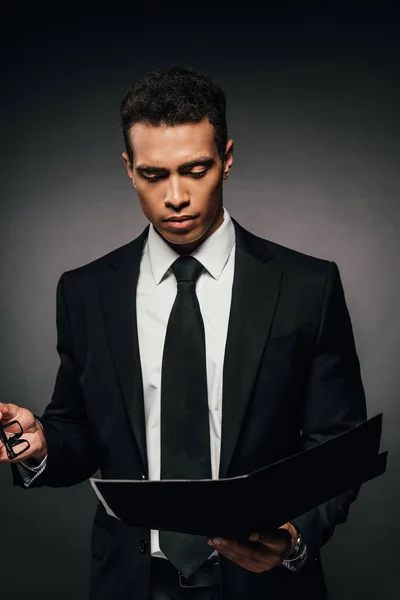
[286,528,303,560]
[281,522,299,558]
[31,419,47,463]
[280,523,308,572]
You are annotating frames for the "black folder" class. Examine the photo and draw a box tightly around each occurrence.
[90,414,387,539]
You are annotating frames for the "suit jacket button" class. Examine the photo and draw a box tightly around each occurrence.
[138,539,148,554]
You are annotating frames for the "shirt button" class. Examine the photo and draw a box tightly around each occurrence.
[138,539,148,554]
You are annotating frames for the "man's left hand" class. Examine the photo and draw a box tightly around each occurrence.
[207,523,298,573]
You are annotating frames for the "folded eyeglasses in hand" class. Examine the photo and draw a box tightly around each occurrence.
[0,419,30,460]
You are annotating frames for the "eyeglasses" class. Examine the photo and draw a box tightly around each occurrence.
[0,420,30,460]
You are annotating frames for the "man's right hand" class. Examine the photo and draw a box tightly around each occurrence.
[0,402,47,465]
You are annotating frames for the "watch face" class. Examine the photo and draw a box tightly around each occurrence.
[291,534,303,557]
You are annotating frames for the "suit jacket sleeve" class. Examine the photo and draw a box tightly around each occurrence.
[11,273,100,488]
[291,261,367,559]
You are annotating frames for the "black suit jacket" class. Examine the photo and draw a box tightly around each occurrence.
[12,217,367,600]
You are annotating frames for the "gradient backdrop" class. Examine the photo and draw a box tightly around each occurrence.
[1,4,398,599]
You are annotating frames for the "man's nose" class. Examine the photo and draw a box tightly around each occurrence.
[165,176,188,206]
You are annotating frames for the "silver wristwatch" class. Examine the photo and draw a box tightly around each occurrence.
[287,532,303,560]
[282,531,308,572]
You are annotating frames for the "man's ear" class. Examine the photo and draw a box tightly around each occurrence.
[223,139,234,180]
[122,152,136,187]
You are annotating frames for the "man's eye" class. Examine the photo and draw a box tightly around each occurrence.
[141,170,208,182]
[187,170,208,178]
[143,174,165,183]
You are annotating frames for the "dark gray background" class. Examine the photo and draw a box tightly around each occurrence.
[1,3,398,599]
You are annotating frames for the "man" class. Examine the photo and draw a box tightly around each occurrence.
[0,66,367,600]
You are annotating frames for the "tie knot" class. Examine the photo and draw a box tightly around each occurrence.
[171,256,204,283]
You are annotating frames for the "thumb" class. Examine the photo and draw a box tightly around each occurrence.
[0,402,18,421]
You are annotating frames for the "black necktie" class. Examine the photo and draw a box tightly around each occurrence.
[159,255,212,578]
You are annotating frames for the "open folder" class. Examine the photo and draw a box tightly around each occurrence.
[90,414,387,540]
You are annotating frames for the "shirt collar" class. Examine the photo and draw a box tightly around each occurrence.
[146,206,235,285]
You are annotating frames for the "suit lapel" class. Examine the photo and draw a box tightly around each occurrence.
[98,217,282,479]
[98,226,150,474]
[218,218,282,478]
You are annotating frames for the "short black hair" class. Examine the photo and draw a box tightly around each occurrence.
[120,66,228,164]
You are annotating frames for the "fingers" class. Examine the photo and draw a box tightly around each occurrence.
[0,402,8,420]
[208,537,279,573]
[207,529,293,573]
[0,402,21,422]
[0,403,36,437]
[251,529,293,562]
[256,528,291,548]
[0,403,47,463]
[0,431,39,463]
[0,403,42,464]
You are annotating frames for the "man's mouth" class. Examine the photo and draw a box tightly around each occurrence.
[164,216,196,222]
[163,216,198,230]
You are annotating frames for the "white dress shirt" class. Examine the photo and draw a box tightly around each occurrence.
[137,206,235,556]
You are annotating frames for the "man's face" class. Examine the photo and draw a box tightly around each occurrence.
[122,118,233,255]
